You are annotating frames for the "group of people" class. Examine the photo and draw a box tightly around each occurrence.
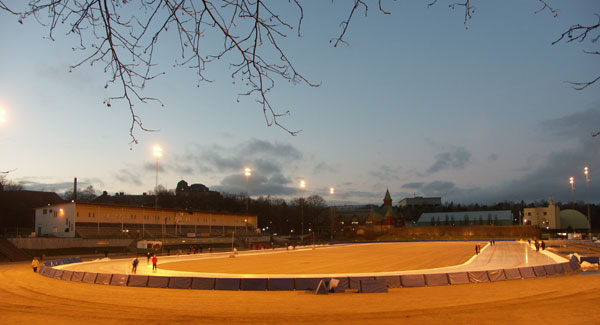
[131,252,158,274]
[475,243,482,255]
[534,240,546,252]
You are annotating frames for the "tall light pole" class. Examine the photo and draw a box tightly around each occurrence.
[244,167,251,233]
[329,187,335,243]
[300,179,305,243]
[584,166,591,240]
[153,146,162,210]
[569,176,575,207]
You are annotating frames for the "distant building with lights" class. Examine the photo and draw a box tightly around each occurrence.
[336,189,400,231]
[398,196,442,208]
[416,210,513,226]
[523,200,590,231]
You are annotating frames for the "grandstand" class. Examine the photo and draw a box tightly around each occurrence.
[35,202,257,239]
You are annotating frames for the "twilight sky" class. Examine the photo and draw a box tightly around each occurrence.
[0,1,599,205]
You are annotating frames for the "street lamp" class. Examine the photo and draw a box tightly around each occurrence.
[244,168,251,233]
[329,187,335,242]
[153,146,162,210]
[569,176,575,207]
[300,179,305,243]
[584,166,591,239]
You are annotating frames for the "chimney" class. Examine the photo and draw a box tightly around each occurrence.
[74,177,78,202]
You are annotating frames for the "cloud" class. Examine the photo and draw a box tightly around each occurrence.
[426,146,471,174]
[402,182,424,189]
[313,161,336,175]
[114,169,143,186]
[462,106,600,204]
[18,178,96,194]
[175,139,305,196]
[541,106,600,141]
[212,172,297,196]
[370,165,400,181]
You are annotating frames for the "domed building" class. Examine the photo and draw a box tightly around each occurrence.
[559,209,590,231]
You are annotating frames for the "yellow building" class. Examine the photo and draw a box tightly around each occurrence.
[523,200,560,229]
[35,202,257,238]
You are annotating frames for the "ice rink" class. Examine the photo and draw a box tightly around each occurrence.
[55,241,567,278]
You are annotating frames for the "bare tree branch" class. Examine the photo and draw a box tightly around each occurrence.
[534,0,558,18]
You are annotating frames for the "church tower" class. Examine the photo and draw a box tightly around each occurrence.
[383,188,392,207]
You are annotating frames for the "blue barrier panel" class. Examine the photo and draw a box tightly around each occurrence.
[580,256,600,264]
[503,268,521,280]
[487,270,506,282]
[71,271,85,282]
[46,268,57,278]
[553,263,565,274]
[400,274,425,287]
[52,269,64,280]
[44,261,51,267]
[468,271,490,283]
[128,275,149,287]
[375,276,401,288]
[447,272,469,285]
[110,274,129,286]
[215,278,240,290]
[569,255,580,270]
[334,277,350,290]
[268,278,294,291]
[533,266,546,277]
[73,257,83,263]
[61,270,74,281]
[425,273,449,286]
[147,276,170,288]
[348,276,375,290]
[315,280,329,295]
[191,277,216,290]
[295,278,323,291]
[241,278,267,291]
[95,273,113,285]
[359,279,388,293]
[519,267,535,278]
[61,258,71,265]
[53,259,63,266]
[82,272,97,283]
[168,277,192,289]
[544,265,556,276]
[40,266,50,276]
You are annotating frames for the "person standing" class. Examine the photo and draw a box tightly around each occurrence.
[146,251,151,264]
[132,257,139,274]
[31,257,39,273]
[152,255,158,272]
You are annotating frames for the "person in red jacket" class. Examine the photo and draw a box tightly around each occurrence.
[152,255,158,272]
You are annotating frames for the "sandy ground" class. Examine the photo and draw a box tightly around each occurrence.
[1,241,599,324]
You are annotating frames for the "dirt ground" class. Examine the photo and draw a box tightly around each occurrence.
[1,241,599,324]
